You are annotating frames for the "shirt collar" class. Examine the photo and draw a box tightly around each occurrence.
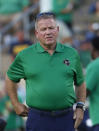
[36,42,64,53]
[36,43,45,53]
[55,42,64,52]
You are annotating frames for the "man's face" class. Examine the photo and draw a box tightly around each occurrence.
[35,18,59,46]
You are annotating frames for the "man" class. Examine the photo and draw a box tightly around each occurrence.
[5,12,86,131]
[86,36,99,131]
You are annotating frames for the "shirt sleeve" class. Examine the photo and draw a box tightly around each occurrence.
[7,52,25,83]
[86,64,98,92]
[74,51,84,86]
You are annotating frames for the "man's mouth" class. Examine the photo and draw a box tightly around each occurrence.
[46,36,53,40]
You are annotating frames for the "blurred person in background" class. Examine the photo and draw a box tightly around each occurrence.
[86,36,99,131]
[0,0,29,15]
[52,0,74,33]
[88,1,99,22]
[78,22,99,70]
[0,0,29,29]
[89,1,99,17]
[79,39,92,70]
[85,22,99,40]
[8,30,32,61]
[5,12,86,131]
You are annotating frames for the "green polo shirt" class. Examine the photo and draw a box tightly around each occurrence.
[7,43,84,110]
[86,58,99,126]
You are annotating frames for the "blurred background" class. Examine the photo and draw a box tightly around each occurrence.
[0,0,99,130]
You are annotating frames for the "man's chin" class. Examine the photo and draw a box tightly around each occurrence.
[45,41,56,45]
[45,43,55,47]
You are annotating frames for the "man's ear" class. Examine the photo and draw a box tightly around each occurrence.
[56,26,59,36]
[35,30,38,39]
[57,26,59,32]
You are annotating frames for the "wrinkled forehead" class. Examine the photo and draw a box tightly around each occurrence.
[35,18,57,29]
[35,12,56,29]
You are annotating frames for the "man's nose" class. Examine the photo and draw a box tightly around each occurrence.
[45,28,51,34]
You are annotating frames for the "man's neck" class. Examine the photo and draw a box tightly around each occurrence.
[40,43,56,55]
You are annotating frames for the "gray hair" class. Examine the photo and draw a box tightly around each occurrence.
[35,12,56,29]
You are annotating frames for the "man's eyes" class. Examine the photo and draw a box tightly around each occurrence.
[49,27,55,29]
[41,28,46,31]
[41,27,55,31]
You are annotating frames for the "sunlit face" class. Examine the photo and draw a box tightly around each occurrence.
[35,18,59,47]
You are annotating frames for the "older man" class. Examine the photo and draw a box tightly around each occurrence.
[5,12,86,131]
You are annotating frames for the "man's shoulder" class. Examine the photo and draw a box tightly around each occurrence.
[88,58,99,68]
[20,43,36,52]
[17,43,36,56]
[60,43,78,55]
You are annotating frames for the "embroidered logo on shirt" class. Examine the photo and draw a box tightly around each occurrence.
[64,59,70,66]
